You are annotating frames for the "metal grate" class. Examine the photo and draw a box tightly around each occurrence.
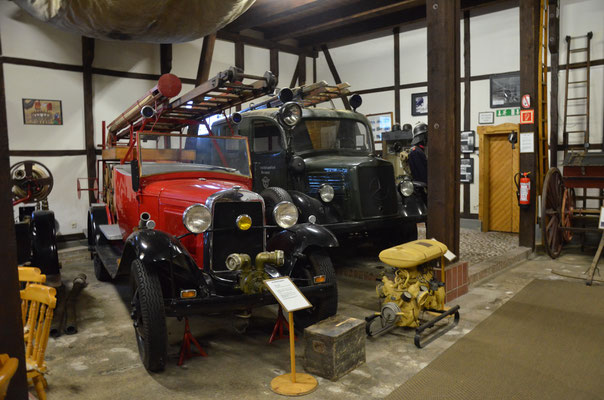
[358,165,397,218]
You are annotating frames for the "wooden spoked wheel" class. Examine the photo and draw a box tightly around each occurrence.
[561,187,575,243]
[541,168,565,258]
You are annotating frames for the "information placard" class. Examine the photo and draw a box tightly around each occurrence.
[264,277,312,313]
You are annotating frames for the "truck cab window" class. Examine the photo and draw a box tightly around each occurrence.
[253,121,283,153]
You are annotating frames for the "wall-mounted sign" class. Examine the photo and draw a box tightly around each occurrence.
[366,112,393,143]
[521,94,531,109]
[520,109,534,124]
[478,111,494,124]
[460,158,474,184]
[519,132,534,153]
[22,99,63,125]
[496,108,520,117]
[461,130,475,153]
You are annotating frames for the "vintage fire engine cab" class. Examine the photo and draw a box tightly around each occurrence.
[87,68,338,372]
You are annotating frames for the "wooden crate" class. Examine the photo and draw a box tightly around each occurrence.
[303,315,365,381]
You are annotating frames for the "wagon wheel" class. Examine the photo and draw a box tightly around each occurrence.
[541,168,564,258]
[561,187,575,243]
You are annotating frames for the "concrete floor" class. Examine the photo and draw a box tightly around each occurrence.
[42,245,600,400]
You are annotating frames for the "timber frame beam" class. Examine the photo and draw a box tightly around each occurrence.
[321,45,351,110]
[426,0,461,256]
[82,37,96,204]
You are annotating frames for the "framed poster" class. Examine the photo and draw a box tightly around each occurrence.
[460,158,474,184]
[478,111,494,124]
[461,130,475,153]
[22,99,63,125]
[411,92,428,116]
[490,72,520,108]
[366,112,393,151]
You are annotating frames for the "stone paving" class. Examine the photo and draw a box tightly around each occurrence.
[418,224,518,266]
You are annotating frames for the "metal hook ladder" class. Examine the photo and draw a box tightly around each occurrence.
[537,0,549,193]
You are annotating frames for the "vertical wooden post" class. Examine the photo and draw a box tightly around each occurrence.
[0,30,29,399]
[394,27,401,124]
[548,0,559,164]
[312,53,317,84]
[462,11,472,218]
[197,34,216,85]
[320,45,351,110]
[426,0,461,256]
[270,48,279,81]
[160,43,172,75]
[288,312,296,383]
[82,37,96,205]
[235,41,244,111]
[519,0,540,249]
[297,55,306,86]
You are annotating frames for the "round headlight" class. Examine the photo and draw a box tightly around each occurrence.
[279,102,302,127]
[182,204,211,234]
[273,201,299,229]
[399,180,414,197]
[318,184,335,202]
[236,214,252,231]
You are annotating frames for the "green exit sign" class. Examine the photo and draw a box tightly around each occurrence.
[496,108,520,117]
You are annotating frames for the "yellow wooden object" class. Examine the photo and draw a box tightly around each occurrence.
[477,123,520,233]
[379,239,448,269]
[0,354,19,400]
[270,312,318,396]
[18,267,46,329]
[102,147,196,162]
[20,284,56,400]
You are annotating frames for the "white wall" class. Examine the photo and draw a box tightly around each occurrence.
[312,1,603,219]
[2,0,603,233]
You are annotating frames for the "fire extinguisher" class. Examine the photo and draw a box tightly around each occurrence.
[514,172,531,208]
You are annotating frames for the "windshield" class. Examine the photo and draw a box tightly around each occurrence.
[291,118,372,153]
[138,134,251,178]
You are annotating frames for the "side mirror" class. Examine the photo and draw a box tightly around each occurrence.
[131,160,140,191]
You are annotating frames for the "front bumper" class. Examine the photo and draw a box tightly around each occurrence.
[164,282,335,317]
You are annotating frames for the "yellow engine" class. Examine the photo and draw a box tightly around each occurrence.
[367,239,460,347]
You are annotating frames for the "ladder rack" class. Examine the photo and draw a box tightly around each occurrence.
[113,67,277,140]
[243,81,351,112]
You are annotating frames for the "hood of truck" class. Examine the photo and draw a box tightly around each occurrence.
[303,153,391,172]
[144,178,248,204]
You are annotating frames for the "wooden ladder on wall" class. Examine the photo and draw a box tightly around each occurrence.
[537,0,549,194]
[562,31,593,157]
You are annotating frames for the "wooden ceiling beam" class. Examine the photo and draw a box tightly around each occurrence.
[225,0,323,32]
[216,30,313,56]
[264,0,422,42]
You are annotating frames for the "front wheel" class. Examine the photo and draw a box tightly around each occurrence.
[93,254,111,282]
[130,260,167,372]
[291,249,338,329]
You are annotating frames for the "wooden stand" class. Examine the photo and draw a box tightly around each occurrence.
[585,232,604,285]
[270,312,318,396]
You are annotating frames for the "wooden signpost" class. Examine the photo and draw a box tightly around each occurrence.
[264,277,318,396]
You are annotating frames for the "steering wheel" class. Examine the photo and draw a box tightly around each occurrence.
[11,160,54,204]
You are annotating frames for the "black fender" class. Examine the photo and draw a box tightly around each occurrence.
[288,191,328,224]
[399,191,427,220]
[117,229,213,299]
[267,223,338,275]
[30,210,60,275]
[87,205,109,248]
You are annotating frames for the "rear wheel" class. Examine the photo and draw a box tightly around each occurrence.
[93,254,111,282]
[291,249,338,329]
[130,259,167,372]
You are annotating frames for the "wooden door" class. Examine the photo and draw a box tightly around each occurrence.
[487,136,519,232]
[478,123,520,233]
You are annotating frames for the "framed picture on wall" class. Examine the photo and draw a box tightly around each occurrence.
[22,99,63,125]
[366,112,393,143]
[490,72,520,108]
[411,92,428,116]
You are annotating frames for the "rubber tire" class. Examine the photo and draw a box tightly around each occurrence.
[261,187,293,224]
[93,254,111,282]
[293,249,338,329]
[131,259,167,372]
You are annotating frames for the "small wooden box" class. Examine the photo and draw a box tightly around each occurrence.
[303,315,365,381]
